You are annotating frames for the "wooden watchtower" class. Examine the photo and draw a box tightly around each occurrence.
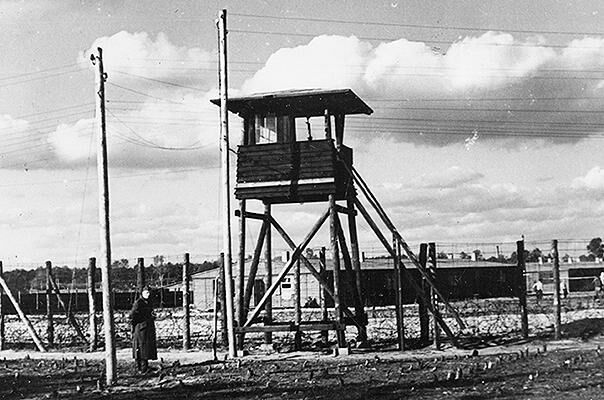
[212,88,372,349]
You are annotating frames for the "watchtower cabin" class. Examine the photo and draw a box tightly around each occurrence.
[215,89,372,203]
[212,88,373,350]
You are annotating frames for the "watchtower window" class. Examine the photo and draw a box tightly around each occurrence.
[254,114,295,144]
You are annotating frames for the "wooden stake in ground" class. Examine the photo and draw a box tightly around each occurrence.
[136,258,145,296]
[393,236,404,351]
[428,243,441,350]
[418,245,430,345]
[212,276,219,361]
[517,240,529,339]
[0,276,46,352]
[294,259,302,350]
[91,46,117,385]
[0,261,5,350]
[46,261,54,346]
[217,8,237,359]
[183,253,191,350]
[88,257,97,351]
[552,239,562,340]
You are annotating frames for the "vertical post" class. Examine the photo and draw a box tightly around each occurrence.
[217,252,227,345]
[0,261,4,351]
[552,239,562,340]
[418,244,430,345]
[87,257,97,352]
[217,8,236,358]
[263,203,273,345]
[46,261,54,346]
[92,46,117,385]
[294,259,302,350]
[136,258,145,296]
[237,199,246,350]
[393,236,404,350]
[428,242,440,350]
[346,196,366,342]
[319,247,328,345]
[329,194,345,347]
[517,240,529,339]
[324,109,332,140]
[183,253,191,350]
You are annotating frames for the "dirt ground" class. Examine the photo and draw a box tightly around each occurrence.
[4,332,604,400]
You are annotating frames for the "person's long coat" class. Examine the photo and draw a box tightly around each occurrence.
[129,297,157,361]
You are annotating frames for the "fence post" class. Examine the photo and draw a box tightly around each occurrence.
[517,240,529,339]
[218,252,227,345]
[552,239,562,340]
[0,261,4,351]
[183,253,191,350]
[418,244,429,345]
[46,261,54,346]
[136,258,145,296]
[88,257,97,351]
[428,242,441,350]
[294,259,302,350]
[393,235,404,350]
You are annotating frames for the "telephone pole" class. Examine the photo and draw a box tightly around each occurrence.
[217,9,237,358]
[91,47,117,385]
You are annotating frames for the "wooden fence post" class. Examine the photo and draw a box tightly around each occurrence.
[418,244,430,345]
[552,239,562,340]
[136,258,145,296]
[517,240,529,339]
[0,261,4,350]
[428,243,441,350]
[393,236,404,350]
[218,252,227,345]
[264,203,273,345]
[183,253,191,350]
[46,261,54,346]
[88,257,97,351]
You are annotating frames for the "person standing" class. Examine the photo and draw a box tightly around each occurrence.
[130,286,157,373]
[532,279,544,302]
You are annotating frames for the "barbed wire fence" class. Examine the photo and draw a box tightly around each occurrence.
[4,239,604,350]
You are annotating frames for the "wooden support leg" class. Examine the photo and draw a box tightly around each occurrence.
[319,248,329,345]
[329,194,346,348]
[346,196,367,342]
[294,260,302,350]
[237,200,246,350]
[335,215,366,341]
[264,203,273,345]
[243,221,268,316]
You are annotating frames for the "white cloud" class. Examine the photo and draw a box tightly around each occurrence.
[78,31,213,84]
[572,166,604,190]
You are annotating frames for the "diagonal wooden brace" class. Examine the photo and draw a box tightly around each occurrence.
[242,220,268,318]
[49,274,87,342]
[243,208,330,327]
[354,197,463,344]
[268,214,364,331]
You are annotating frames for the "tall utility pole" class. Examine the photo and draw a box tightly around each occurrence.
[91,47,117,385]
[217,9,237,358]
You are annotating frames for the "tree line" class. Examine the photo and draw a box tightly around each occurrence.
[3,256,221,293]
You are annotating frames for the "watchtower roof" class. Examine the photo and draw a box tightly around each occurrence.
[211,88,373,117]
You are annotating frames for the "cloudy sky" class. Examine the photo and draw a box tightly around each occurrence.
[1,0,604,268]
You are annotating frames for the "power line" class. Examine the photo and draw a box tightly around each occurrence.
[231,12,604,37]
